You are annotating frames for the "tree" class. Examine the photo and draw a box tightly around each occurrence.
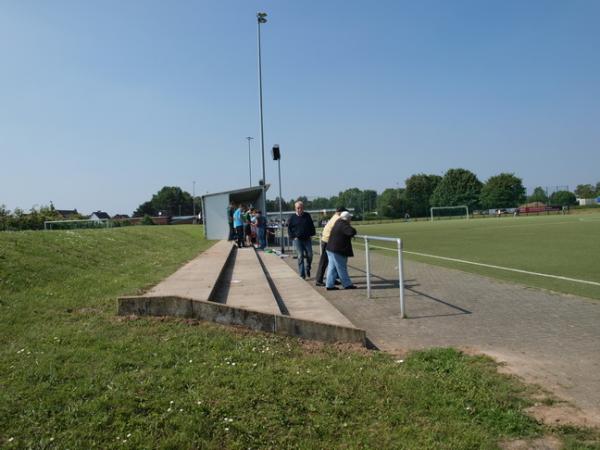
[479,173,526,209]
[528,187,548,204]
[596,182,600,197]
[575,184,595,199]
[405,174,442,217]
[133,201,155,217]
[376,188,408,218]
[430,168,482,210]
[361,190,378,214]
[336,188,364,213]
[549,190,577,206]
[133,187,194,217]
[311,197,332,210]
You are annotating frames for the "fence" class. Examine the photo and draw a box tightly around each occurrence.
[272,227,406,318]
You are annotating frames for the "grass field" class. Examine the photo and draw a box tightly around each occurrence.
[1,226,598,448]
[354,213,600,300]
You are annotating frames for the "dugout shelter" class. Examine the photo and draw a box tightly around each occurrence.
[201,185,269,240]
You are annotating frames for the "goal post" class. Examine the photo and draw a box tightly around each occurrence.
[44,219,111,230]
[430,205,469,221]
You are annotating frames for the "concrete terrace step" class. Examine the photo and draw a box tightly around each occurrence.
[144,240,234,300]
[258,251,357,329]
[118,240,365,345]
[225,247,280,315]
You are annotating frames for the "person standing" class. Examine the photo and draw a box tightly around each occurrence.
[255,210,267,249]
[287,201,316,279]
[325,211,357,290]
[315,207,347,286]
[233,204,244,248]
[227,202,235,240]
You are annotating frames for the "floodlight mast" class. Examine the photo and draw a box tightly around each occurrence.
[256,12,268,215]
[246,137,254,187]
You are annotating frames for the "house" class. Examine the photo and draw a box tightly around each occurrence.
[55,209,79,219]
[112,214,130,220]
[90,211,111,221]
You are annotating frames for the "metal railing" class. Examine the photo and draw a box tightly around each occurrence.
[357,235,405,318]
[314,232,405,318]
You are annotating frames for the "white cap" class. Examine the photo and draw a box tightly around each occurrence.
[339,211,352,221]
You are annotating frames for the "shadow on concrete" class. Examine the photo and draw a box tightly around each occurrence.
[405,287,472,319]
[208,246,237,304]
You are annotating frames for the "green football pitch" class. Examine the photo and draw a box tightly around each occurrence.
[353,213,600,300]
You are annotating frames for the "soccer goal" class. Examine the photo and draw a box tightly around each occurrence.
[44,219,111,230]
[430,205,469,221]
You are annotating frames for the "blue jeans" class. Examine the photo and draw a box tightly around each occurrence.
[326,251,353,288]
[258,227,266,249]
[293,238,313,278]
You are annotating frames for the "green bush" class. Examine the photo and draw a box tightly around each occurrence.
[141,214,155,225]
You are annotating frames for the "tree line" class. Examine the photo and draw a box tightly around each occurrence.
[267,170,598,219]
[3,173,597,231]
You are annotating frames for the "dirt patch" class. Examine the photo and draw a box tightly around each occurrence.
[499,435,562,450]
[476,348,600,428]
[74,307,103,315]
[527,403,600,428]
[112,314,140,322]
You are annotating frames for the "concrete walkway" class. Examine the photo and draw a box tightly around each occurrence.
[226,247,280,315]
[285,249,600,423]
[258,251,356,328]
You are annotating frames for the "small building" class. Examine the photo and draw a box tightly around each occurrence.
[55,209,79,219]
[112,214,130,220]
[577,198,597,206]
[90,211,111,221]
[201,186,268,240]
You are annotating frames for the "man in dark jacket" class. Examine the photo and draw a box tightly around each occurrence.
[325,211,357,290]
[287,201,316,279]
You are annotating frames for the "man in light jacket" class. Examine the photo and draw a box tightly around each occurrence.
[325,211,357,290]
[315,207,347,286]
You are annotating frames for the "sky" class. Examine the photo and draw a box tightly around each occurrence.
[1,0,599,215]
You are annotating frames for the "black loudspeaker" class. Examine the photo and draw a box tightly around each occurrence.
[272,145,280,160]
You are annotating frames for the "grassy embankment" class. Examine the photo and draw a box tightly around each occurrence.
[355,213,600,300]
[1,226,598,448]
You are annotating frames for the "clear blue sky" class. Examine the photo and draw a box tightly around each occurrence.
[1,0,599,215]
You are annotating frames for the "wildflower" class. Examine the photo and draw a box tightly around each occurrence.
[189,359,193,363]
[395,359,404,364]
[224,427,229,432]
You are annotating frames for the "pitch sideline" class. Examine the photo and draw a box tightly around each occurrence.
[359,243,600,287]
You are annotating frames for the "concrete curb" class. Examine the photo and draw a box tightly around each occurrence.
[118,295,366,345]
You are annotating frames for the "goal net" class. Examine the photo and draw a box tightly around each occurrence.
[44,219,111,230]
[430,206,469,221]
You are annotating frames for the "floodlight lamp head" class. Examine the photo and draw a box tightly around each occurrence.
[257,12,267,23]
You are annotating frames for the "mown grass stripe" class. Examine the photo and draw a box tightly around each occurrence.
[356,241,600,287]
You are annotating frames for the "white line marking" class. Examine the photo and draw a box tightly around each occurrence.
[354,242,600,287]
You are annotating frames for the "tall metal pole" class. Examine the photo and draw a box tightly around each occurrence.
[257,12,268,215]
[278,157,284,254]
[246,137,254,187]
[192,180,196,224]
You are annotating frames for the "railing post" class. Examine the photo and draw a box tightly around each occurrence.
[364,236,371,299]
[397,238,405,318]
